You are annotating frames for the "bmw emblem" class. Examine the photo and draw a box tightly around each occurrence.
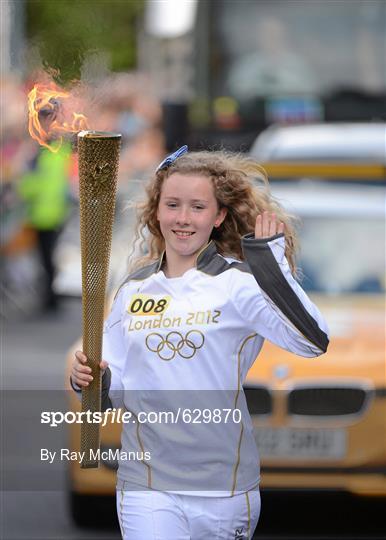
[273,364,290,379]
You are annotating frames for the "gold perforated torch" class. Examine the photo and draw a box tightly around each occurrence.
[27,84,121,468]
[78,131,121,468]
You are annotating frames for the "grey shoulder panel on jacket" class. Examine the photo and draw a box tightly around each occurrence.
[199,254,252,276]
[114,260,159,299]
[125,260,160,281]
[195,240,252,276]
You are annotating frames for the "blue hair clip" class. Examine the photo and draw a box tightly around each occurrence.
[156,145,188,172]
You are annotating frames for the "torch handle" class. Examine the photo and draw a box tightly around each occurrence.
[80,205,106,467]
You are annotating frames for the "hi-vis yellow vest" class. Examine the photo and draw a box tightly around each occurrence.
[18,145,71,230]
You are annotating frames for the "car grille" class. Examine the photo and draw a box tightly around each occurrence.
[243,385,371,417]
[288,386,369,416]
[244,385,272,415]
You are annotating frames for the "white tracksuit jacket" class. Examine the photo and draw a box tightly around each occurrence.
[100,233,329,494]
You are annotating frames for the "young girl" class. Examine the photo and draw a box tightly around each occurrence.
[71,147,329,539]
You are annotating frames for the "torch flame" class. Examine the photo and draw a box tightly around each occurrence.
[28,82,89,152]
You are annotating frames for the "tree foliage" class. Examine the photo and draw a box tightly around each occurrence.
[26,0,144,84]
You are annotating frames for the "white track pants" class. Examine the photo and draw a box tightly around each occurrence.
[116,489,261,540]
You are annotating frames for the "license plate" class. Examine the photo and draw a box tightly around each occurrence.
[254,427,347,460]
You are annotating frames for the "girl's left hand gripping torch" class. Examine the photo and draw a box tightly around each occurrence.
[77,131,121,468]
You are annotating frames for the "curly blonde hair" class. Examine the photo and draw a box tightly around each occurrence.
[130,150,299,275]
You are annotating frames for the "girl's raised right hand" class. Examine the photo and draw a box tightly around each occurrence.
[255,211,285,239]
[71,350,108,388]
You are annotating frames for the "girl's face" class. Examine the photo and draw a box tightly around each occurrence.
[157,173,227,264]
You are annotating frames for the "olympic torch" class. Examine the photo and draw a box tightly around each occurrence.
[78,131,121,468]
[27,83,122,468]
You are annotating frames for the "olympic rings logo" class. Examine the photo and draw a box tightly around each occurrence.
[145,330,205,361]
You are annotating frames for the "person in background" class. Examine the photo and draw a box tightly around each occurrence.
[17,143,71,311]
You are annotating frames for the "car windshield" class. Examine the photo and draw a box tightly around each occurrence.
[270,181,385,294]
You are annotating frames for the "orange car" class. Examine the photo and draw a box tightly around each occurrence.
[66,150,385,523]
